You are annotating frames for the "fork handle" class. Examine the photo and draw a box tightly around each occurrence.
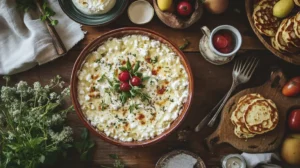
[194,94,226,132]
[207,82,238,127]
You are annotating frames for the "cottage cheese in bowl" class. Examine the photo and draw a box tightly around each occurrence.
[77,35,190,142]
[72,0,116,15]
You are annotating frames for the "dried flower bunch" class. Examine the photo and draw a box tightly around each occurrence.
[0,76,73,168]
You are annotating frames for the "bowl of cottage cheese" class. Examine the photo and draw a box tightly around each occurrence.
[71,27,194,147]
[58,0,128,26]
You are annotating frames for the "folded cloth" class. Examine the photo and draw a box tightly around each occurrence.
[241,153,280,168]
[0,0,84,75]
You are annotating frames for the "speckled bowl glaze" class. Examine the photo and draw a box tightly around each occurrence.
[70,27,194,147]
[58,0,128,26]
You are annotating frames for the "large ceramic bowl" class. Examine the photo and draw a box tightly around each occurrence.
[70,27,194,147]
[58,0,128,26]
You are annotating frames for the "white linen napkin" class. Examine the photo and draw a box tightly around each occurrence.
[0,0,84,75]
[241,153,281,168]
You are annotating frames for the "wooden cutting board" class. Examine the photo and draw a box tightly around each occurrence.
[206,69,300,153]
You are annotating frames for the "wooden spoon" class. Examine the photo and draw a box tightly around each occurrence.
[35,0,67,56]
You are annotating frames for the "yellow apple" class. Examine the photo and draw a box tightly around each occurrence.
[281,134,300,165]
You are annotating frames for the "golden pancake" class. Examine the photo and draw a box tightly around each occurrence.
[244,99,279,134]
[252,0,280,37]
[294,12,300,39]
[274,19,299,53]
[282,16,300,48]
[231,93,279,138]
[231,94,263,139]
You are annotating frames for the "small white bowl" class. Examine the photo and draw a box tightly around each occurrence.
[209,25,242,57]
[128,0,154,25]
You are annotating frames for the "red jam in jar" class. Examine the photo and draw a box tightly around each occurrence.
[212,30,235,54]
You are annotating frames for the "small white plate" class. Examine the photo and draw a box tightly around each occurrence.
[128,0,154,25]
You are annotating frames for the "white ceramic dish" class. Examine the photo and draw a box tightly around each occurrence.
[128,0,154,25]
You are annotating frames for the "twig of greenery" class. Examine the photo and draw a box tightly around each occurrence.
[0,75,73,168]
[101,154,125,168]
[179,39,190,50]
[74,128,95,161]
[16,0,58,26]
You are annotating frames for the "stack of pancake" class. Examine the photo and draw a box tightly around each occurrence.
[230,93,279,139]
[252,0,300,54]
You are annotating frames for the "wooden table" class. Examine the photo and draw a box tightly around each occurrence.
[5,0,300,167]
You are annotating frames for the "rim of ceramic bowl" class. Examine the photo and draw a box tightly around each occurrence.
[70,27,194,147]
[209,25,242,57]
[58,0,128,26]
[127,0,154,25]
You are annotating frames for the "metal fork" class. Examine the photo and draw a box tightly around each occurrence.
[194,57,259,132]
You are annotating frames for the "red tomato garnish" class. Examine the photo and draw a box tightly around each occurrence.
[118,71,130,82]
[213,35,228,49]
[131,76,142,86]
[120,82,131,92]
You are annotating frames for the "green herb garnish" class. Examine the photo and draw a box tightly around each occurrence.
[179,39,190,50]
[74,128,95,161]
[101,154,125,168]
[16,0,58,26]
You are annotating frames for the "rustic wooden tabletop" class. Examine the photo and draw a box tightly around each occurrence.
[3,0,300,167]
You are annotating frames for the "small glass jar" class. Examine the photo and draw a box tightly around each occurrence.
[221,154,246,168]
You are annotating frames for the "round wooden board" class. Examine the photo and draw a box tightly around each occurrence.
[206,69,300,153]
[245,0,300,65]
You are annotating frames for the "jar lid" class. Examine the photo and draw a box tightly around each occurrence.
[222,154,246,168]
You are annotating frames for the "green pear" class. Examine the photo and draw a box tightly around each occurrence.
[273,0,295,18]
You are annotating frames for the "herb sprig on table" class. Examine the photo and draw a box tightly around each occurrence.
[16,0,58,26]
[75,128,95,161]
[101,154,125,168]
[0,76,72,168]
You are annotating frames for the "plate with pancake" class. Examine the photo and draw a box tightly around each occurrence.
[246,0,300,65]
[206,69,300,153]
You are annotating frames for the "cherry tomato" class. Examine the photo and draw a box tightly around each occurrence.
[288,109,300,132]
[177,1,193,16]
[213,34,228,49]
[282,77,300,97]
[222,32,233,45]
[218,47,232,53]
[131,76,142,86]
[118,71,130,82]
[120,82,131,92]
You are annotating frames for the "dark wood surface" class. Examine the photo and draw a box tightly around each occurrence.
[2,0,300,167]
[207,69,300,153]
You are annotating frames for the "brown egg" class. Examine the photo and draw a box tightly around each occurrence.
[204,0,229,14]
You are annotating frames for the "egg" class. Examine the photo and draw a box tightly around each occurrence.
[204,0,229,14]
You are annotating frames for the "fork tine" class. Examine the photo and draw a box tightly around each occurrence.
[245,57,257,77]
[241,56,253,74]
[249,59,259,77]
